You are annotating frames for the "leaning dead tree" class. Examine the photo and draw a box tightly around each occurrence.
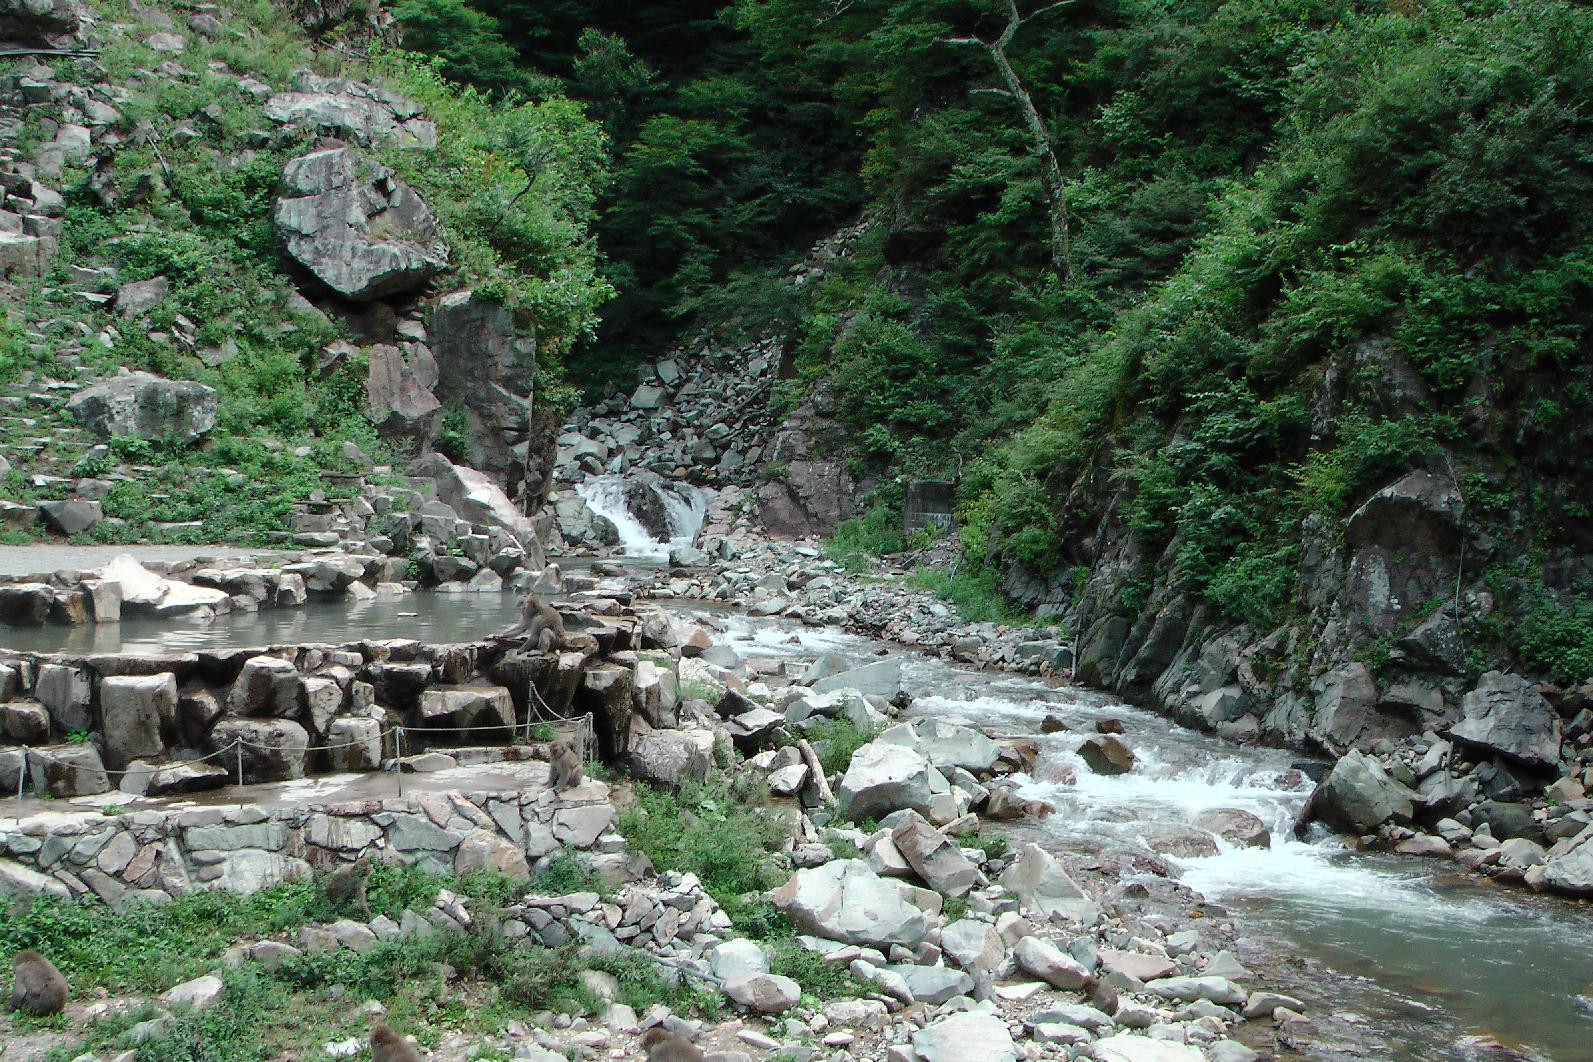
[946,0,1074,283]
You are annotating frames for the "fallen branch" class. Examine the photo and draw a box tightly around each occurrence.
[797,738,836,807]
[0,49,101,59]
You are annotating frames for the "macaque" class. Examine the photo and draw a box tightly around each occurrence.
[9,950,67,1016]
[494,592,568,654]
[548,739,583,792]
[325,856,372,915]
[639,1026,705,1061]
[369,1024,423,1062]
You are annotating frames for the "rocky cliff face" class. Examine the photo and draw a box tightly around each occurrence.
[0,0,558,548]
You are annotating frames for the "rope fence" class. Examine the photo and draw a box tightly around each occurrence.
[7,687,597,817]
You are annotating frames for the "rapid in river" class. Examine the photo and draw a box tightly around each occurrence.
[6,583,1592,1059]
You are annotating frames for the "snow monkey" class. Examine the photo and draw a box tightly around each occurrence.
[324,856,372,915]
[369,1024,423,1062]
[494,592,568,653]
[548,739,583,792]
[639,1026,705,1061]
[9,950,68,1016]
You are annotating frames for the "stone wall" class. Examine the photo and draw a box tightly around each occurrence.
[0,598,673,799]
[0,777,623,903]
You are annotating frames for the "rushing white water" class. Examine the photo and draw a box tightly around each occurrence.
[575,474,712,560]
[707,618,1593,1060]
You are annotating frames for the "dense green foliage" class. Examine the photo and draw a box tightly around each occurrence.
[401,0,1593,648]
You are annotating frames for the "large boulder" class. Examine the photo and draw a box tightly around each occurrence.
[890,811,982,897]
[837,742,941,823]
[875,718,998,773]
[910,1012,1018,1062]
[999,842,1098,922]
[274,146,447,301]
[1541,824,1593,896]
[768,859,930,947]
[428,290,536,481]
[0,0,81,42]
[811,658,904,699]
[409,453,540,556]
[1092,1033,1208,1062]
[628,728,714,788]
[98,673,176,770]
[575,664,634,760]
[1449,671,1563,771]
[209,718,310,782]
[28,742,110,796]
[1309,662,1416,751]
[91,555,228,616]
[1311,749,1416,833]
[757,460,856,539]
[67,370,217,444]
[264,72,436,147]
[365,343,441,444]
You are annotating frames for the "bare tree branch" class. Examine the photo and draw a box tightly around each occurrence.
[942,0,1076,282]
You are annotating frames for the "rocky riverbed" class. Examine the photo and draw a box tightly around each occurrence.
[5,570,1591,1061]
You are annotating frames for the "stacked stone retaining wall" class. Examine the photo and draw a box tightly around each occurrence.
[0,777,623,903]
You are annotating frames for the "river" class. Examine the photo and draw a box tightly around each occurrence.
[4,588,1592,1059]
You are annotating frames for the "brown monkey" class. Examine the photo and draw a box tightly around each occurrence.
[10,950,68,1016]
[493,592,568,654]
[370,1024,423,1062]
[548,739,583,792]
[639,1026,704,1061]
[324,856,372,915]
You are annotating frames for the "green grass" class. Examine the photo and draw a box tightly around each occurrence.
[617,778,791,931]
[802,717,881,777]
[906,566,1049,627]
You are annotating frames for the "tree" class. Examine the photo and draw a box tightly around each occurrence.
[945,0,1074,283]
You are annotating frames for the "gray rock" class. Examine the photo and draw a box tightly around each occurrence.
[910,1011,1017,1062]
[1542,824,1593,895]
[38,498,102,535]
[365,342,440,444]
[768,859,930,947]
[1015,935,1093,989]
[882,963,973,1004]
[837,742,940,823]
[1091,1032,1207,1061]
[67,371,217,444]
[29,742,110,796]
[209,718,310,782]
[628,728,714,788]
[810,658,903,698]
[114,276,168,317]
[409,452,540,554]
[1311,749,1416,832]
[274,146,447,300]
[875,718,999,773]
[1449,671,1564,771]
[709,938,769,981]
[890,810,981,898]
[722,972,800,1014]
[999,842,1098,922]
[98,673,176,770]
[940,918,1004,972]
[263,72,435,148]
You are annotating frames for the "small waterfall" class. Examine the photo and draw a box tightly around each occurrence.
[575,474,711,560]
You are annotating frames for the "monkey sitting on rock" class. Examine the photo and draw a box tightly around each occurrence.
[10,950,67,1016]
[547,739,584,793]
[493,592,569,654]
[640,1026,705,1061]
[370,1024,423,1062]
